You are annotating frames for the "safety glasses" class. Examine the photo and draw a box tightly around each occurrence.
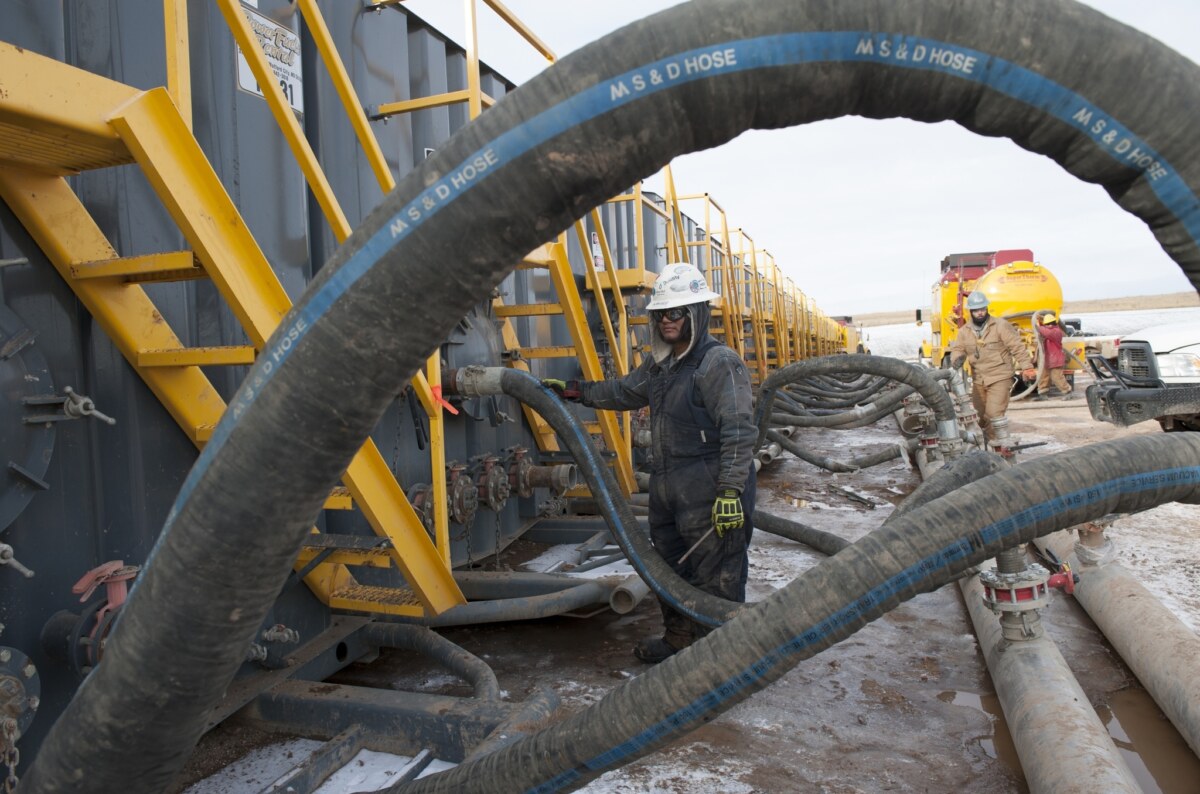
[650,307,687,323]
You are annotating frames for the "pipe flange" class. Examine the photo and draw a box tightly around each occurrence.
[478,459,511,512]
[0,648,39,736]
[507,448,534,498]
[979,565,1051,613]
[448,465,478,526]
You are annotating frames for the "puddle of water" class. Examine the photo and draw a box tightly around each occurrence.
[1096,688,1200,794]
[937,690,1023,778]
[940,686,1200,794]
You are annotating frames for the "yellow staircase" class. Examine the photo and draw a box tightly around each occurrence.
[0,39,463,618]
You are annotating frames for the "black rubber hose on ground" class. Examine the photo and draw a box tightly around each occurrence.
[395,579,611,628]
[752,451,1006,556]
[767,428,904,474]
[387,435,1200,794]
[885,448,1010,524]
[752,510,850,555]
[24,2,1200,790]
[770,383,920,428]
[780,386,894,411]
[755,355,958,450]
[783,376,889,403]
[361,624,500,701]
[451,366,741,627]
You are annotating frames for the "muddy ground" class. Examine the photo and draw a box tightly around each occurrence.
[184,375,1200,794]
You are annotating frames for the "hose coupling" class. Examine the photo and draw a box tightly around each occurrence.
[979,564,1052,614]
[446,365,505,398]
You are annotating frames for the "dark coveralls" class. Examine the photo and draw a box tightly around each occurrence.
[580,301,757,648]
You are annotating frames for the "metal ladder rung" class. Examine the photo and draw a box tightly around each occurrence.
[517,346,576,359]
[137,346,256,367]
[70,251,205,283]
[295,541,394,570]
[494,303,564,317]
[302,534,393,551]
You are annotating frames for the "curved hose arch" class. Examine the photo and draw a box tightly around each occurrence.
[24,2,1200,791]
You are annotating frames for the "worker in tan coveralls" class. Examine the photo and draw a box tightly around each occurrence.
[950,290,1036,454]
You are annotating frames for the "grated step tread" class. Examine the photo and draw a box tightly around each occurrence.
[330,583,422,607]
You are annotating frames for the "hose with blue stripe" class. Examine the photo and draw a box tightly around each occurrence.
[22,1,1199,791]
[389,433,1200,793]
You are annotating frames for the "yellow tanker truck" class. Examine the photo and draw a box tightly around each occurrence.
[919,250,1117,389]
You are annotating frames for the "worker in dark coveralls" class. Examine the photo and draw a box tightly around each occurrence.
[544,262,757,664]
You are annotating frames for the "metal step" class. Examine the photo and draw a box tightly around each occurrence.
[494,303,564,317]
[70,251,205,283]
[329,584,425,616]
[136,346,256,367]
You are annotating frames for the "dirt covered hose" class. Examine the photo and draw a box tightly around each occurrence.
[389,434,1200,793]
[23,1,1200,792]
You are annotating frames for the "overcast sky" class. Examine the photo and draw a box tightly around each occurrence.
[404,0,1200,316]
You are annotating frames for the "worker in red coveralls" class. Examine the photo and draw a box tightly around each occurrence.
[1032,313,1076,400]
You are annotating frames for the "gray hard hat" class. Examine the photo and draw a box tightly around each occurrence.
[965,291,989,310]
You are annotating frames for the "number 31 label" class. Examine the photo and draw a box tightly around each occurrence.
[236,4,304,114]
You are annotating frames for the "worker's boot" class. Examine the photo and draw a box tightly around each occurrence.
[633,636,690,664]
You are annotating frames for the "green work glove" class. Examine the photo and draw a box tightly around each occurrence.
[541,378,581,401]
[712,488,744,538]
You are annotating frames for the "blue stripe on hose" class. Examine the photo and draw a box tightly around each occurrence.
[533,379,723,627]
[530,464,1200,792]
[156,30,1199,571]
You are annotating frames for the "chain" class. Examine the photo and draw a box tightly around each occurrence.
[493,511,502,571]
[2,718,19,793]
[460,515,473,568]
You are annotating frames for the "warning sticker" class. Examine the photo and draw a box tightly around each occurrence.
[236,4,303,114]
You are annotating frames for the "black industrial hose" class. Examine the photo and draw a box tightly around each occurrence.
[398,580,611,628]
[753,510,850,556]
[25,2,1200,791]
[886,448,1010,524]
[387,435,1200,793]
[361,623,500,701]
[770,384,919,428]
[767,428,904,474]
[452,366,742,627]
[784,376,889,403]
[756,355,958,450]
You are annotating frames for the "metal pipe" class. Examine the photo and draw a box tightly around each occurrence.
[610,575,651,614]
[1038,529,1200,756]
[958,563,1140,793]
[525,463,578,495]
[571,551,627,573]
[756,441,782,465]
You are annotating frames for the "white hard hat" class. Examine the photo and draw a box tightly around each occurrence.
[965,290,989,310]
[646,262,719,310]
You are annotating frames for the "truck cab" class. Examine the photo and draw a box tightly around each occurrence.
[1086,322,1200,431]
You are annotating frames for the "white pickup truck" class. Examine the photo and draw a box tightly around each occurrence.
[1087,322,1200,431]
